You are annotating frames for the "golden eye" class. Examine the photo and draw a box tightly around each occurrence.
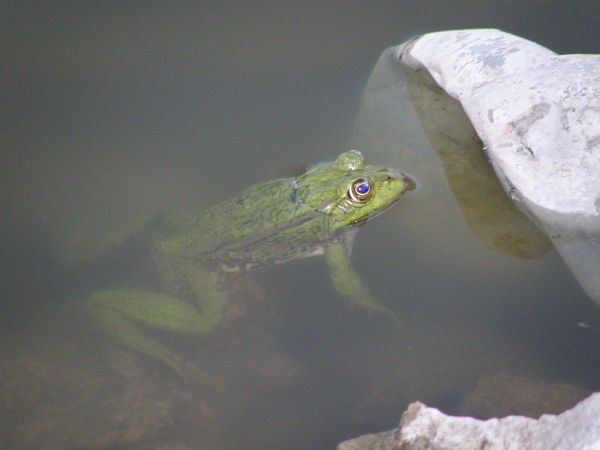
[348,178,373,202]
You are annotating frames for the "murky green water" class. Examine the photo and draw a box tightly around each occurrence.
[2,2,599,449]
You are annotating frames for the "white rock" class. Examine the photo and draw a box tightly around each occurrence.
[396,29,600,303]
[397,29,600,217]
[398,393,600,450]
[338,393,600,450]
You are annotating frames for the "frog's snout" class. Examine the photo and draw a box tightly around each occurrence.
[382,169,416,194]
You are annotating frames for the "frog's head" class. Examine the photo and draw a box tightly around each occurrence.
[295,150,413,231]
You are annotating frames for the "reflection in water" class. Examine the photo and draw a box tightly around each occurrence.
[405,69,552,259]
[3,3,600,449]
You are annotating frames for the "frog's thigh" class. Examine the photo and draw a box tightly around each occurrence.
[88,289,214,333]
[87,289,221,385]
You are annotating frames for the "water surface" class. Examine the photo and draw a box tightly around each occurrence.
[2,2,599,449]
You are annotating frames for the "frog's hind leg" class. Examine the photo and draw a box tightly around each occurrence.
[87,289,223,386]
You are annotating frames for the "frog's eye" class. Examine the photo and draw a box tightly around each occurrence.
[348,179,373,203]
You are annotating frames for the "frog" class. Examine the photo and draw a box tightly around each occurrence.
[86,150,412,385]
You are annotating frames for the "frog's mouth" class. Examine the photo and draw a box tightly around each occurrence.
[349,198,396,227]
[350,217,369,227]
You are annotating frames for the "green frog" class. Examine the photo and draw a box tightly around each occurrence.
[86,150,412,385]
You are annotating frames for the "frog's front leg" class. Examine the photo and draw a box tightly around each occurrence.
[87,273,226,385]
[325,241,401,328]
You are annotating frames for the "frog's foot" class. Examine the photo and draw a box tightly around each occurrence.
[169,357,224,390]
[325,242,402,329]
[350,295,403,329]
[88,289,224,387]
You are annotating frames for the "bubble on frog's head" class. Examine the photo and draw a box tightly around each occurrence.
[337,150,366,171]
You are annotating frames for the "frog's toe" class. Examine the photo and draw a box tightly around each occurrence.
[174,359,224,390]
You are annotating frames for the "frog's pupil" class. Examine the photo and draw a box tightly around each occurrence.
[356,183,370,194]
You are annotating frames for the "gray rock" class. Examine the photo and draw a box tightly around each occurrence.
[337,393,600,450]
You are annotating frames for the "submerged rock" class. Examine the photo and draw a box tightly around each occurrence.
[0,353,177,449]
[458,373,592,419]
[338,393,600,450]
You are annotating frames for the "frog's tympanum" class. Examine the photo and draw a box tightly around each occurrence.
[87,150,411,384]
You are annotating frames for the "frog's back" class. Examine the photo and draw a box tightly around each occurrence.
[158,178,321,266]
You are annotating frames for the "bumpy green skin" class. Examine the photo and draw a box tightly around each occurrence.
[88,150,409,384]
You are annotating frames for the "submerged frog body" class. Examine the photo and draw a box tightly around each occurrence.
[88,150,411,384]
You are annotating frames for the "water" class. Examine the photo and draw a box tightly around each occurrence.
[2,2,599,449]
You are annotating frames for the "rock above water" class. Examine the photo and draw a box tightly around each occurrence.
[338,393,600,450]
[395,29,600,304]
[397,29,600,218]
